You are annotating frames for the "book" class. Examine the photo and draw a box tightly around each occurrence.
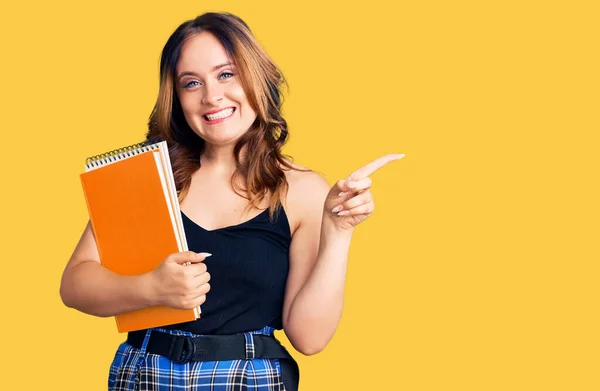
[80,138,200,333]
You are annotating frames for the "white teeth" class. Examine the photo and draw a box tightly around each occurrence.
[205,108,234,121]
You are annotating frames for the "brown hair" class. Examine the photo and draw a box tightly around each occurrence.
[146,12,305,219]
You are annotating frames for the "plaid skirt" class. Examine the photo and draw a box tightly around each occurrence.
[108,326,295,391]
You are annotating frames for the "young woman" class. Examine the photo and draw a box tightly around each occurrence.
[60,11,403,391]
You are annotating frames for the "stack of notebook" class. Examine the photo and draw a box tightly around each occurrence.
[80,139,200,333]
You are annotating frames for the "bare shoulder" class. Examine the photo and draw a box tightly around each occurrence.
[281,160,331,235]
[283,160,330,204]
[283,160,329,189]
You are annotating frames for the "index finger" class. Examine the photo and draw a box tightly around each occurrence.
[347,153,405,180]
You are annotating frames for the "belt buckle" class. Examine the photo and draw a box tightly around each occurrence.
[172,336,197,364]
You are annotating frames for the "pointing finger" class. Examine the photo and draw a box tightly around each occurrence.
[346,153,405,182]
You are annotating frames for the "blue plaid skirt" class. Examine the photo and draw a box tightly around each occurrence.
[109,326,290,391]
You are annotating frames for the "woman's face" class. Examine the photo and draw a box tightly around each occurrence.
[175,32,257,147]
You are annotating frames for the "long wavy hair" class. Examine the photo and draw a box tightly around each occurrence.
[146,12,304,220]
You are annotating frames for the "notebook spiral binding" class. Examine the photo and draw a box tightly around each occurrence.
[85,137,165,170]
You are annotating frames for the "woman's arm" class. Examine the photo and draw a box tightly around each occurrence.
[282,155,403,355]
[282,171,352,355]
[60,221,210,317]
[60,221,156,317]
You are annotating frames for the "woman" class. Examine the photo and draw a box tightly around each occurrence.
[60,11,403,390]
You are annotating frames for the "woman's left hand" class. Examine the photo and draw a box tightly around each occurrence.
[323,154,405,232]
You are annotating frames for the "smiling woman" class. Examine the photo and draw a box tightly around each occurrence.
[60,11,403,391]
[174,33,257,150]
[146,13,294,221]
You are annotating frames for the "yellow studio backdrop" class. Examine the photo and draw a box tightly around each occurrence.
[0,0,598,390]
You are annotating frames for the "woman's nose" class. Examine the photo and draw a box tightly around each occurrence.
[202,82,224,105]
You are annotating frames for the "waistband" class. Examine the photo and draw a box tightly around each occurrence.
[126,329,293,364]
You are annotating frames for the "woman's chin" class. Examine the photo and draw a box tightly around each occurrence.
[198,132,246,147]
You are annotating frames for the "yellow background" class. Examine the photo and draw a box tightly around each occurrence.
[1,0,598,390]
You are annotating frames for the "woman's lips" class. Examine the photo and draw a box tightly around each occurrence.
[202,107,235,124]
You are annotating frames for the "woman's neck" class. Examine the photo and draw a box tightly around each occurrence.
[200,143,247,175]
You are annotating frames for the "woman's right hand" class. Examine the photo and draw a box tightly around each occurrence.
[147,251,212,310]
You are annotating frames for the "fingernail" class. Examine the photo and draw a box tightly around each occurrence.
[338,191,348,197]
[338,210,349,216]
[347,181,357,189]
[197,252,212,258]
[331,205,343,213]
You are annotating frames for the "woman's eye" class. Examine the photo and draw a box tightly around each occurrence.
[220,72,234,79]
[184,80,200,88]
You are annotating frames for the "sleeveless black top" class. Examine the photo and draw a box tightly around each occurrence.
[160,206,292,335]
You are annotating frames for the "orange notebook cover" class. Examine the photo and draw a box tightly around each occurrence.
[80,140,200,333]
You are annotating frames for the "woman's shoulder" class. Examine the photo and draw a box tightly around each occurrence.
[282,159,329,194]
[281,159,330,235]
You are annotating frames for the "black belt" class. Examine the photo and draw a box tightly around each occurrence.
[127,330,299,390]
[127,330,294,363]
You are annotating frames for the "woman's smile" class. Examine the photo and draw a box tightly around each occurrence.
[201,107,236,125]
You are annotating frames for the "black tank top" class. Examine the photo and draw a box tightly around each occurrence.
[160,205,292,335]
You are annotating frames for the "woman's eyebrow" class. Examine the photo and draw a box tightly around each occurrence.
[212,62,234,71]
[177,63,235,80]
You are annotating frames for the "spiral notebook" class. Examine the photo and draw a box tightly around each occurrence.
[80,139,200,333]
